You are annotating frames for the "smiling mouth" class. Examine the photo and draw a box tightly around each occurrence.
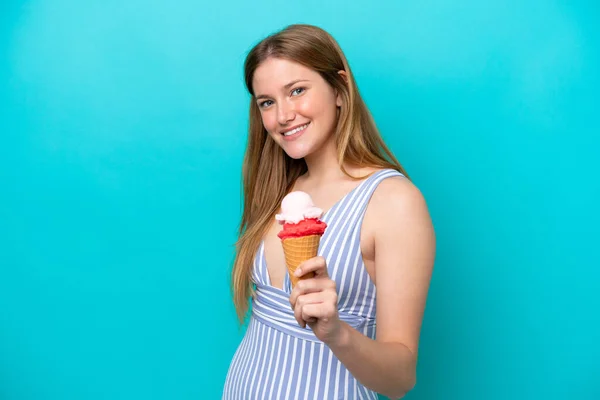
[282,123,310,137]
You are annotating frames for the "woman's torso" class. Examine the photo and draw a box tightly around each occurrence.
[222,168,405,399]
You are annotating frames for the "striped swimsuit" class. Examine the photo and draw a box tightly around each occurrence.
[222,169,404,399]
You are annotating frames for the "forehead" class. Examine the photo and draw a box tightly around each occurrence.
[252,58,319,94]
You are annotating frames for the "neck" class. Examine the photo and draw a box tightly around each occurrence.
[302,136,350,183]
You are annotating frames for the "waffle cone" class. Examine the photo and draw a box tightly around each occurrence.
[282,234,321,287]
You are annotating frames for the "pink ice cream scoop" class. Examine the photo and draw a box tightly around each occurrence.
[275,191,324,224]
[275,191,327,286]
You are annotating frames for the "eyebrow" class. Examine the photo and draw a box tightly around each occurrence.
[255,79,310,100]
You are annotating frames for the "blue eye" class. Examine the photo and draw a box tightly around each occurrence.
[291,87,305,96]
[259,100,273,108]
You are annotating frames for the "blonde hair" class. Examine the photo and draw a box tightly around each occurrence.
[232,24,408,323]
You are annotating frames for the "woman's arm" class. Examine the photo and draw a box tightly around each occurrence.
[334,177,435,398]
[291,177,435,399]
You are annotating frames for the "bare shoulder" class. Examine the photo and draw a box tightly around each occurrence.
[368,174,431,223]
[361,173,435,269]
[364,173,436,272]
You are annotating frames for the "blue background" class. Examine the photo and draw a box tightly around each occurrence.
[1,0,598,399]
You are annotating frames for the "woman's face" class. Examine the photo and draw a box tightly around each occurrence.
[252,57,342,160]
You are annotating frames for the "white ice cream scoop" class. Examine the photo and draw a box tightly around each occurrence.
[275,191,323,224]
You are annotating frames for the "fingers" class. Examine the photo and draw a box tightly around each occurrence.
[302,302,337,322]
[292,292,322,328]
[292,288,338,328]
[294,256,328,279]
[289,257,337,328]
[295,291,338,327]
[289,277,336,307]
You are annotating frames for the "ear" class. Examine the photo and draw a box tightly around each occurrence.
[336,70,348,107]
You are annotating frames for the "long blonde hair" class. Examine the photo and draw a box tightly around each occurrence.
[232,24,409,323]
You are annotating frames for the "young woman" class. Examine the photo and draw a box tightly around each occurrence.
[222,24,435,400]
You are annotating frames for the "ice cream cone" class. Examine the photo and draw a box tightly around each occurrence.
[282,234,320,287]
[276,191,328,287]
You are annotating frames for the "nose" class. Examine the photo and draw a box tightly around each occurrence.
[277,100,295,125]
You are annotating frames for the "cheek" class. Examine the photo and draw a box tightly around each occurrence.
[296,92,336,122]
[260,111,278,132]
[295,96,317,117]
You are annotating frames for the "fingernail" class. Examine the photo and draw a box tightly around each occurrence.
[294,268,302,277]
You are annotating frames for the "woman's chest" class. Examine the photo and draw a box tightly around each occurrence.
[259,213,377,292]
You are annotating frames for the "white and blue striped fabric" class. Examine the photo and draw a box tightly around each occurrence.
[223,169,404,400]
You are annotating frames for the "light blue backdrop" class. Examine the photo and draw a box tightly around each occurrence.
[1,0,598,399]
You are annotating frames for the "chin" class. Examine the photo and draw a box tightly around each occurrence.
[283,149,309,160]
[281,142,314,160]
[279,142,311,160]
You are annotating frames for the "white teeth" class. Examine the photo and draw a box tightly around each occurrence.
[283,123,309,136]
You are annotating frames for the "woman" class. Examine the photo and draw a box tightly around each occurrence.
[222,24,435,400]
